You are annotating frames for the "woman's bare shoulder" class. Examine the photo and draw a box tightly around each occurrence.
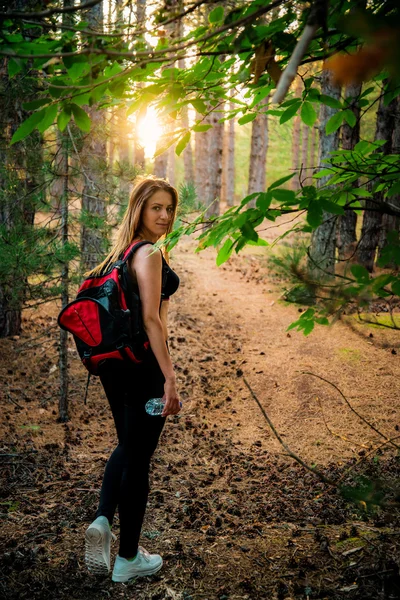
[129,243,162,272]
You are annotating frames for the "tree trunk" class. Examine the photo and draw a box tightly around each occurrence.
[337,82,362,261]
[194,111,212,205]
[355,92,396,271]
[260,102,268,192]
[300,121,309,186]
[59,132,70,422]
[167,134,176,186]
[377,96,400,266]
[80,0,108,273]
[226,107,236,206]
[133,0,146,169]
[153,141,169,178]
[248,115,264,195]
[308,122,318,184]
[308,68,341,279]
[181,104,194,184]
[291,78,302,190]
[247,97,268,204]
[205,107,224,220]
[0,4,43,337]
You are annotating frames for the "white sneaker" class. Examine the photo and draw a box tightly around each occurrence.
[112,546,163,582]
[85,516,116,575]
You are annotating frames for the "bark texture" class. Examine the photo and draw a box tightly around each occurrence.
[248,97,268,207]
[58,132,69,422]
[309,123,318,184]
[181,105,194,184]
[355,92,396,271]
[377,95,400,266]
[225,103,236,206]
[308,69,341,279]
[195,111,212,205]
[291,78,302,190]
[301,121,309,186]
[205,108,224,219]
[337,82,361,261]
[80,0,108,272]
[0,2,43,337]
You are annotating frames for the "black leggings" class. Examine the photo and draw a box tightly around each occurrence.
[95,351,166,558]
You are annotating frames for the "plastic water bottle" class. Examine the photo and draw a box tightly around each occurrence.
[145,398,182,416]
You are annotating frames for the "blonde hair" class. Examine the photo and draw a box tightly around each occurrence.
[87,176,178,277]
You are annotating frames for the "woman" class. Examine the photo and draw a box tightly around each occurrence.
[84,177,181,583]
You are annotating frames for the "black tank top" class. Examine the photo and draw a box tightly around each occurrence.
[161,254,180,301]
[126,242,179,302]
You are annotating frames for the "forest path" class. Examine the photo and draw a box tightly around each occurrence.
[171,236,400,465]
[2,237,400,600]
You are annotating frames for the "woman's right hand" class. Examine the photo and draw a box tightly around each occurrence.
[162,377,181,417]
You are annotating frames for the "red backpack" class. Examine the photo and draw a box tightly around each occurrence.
[58,240,151,376]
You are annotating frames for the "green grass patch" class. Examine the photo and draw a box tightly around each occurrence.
[354,313,400,329]
[337,347,362,362]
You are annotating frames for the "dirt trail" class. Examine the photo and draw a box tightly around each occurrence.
[173,237,400,464]
[1,239,400,600]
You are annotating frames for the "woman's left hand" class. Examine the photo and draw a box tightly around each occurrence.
[161,378,181,417]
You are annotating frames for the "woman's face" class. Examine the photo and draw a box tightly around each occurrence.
[140,190,175,242]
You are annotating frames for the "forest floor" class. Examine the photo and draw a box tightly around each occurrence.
[1,234,400,600]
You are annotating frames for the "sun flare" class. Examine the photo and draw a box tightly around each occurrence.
[136,107,164,159]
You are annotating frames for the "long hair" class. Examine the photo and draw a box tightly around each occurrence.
[87,176,178,277]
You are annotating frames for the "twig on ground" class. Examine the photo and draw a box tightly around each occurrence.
[302,372,400,451]
[5,392,23,410]
[243,376,337,487]
[316,396,370,449]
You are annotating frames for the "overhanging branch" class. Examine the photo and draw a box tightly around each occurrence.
[0,0,103,19]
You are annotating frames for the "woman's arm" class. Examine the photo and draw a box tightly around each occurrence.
[129,246,180,416]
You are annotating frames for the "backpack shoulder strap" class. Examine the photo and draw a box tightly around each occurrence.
[122,240,154,263]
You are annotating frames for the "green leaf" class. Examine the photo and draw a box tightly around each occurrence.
[343,109,357,128]
[209,6,224,23]
[10,110,45,144]
[240,222,258,242]
[268,173,294,190]
[280,101,301,124]
[320,94,342,109]
[240,192,259,207]
[192,124,212,133]
[250,85,271,108]
[307,201,323,228]
[271,189,296,203]
[319,199,345,215]
[351,264,370,284]
[313,168,334,179]
[246,238,269,247]
[66,59,89,82]
[302,320,315,336]
[57,107,72,132]
[71,104,91,132]
[190,99,208,114]
[325,112,343,135]
[22,99,50,111]
[387,181,400,198]
[256,192,272,212]
[392,279,400,296]
[8,57,23,77]
[238,113,257,125]
[300,101,317,127]
[216,238,234,266]
[37,104,58,134]
[175,132,191,156]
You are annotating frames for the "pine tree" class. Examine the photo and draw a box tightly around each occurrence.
[308,68,341,279]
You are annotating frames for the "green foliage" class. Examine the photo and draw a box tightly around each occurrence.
[177,181,202,216]
[1,0,400,335]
